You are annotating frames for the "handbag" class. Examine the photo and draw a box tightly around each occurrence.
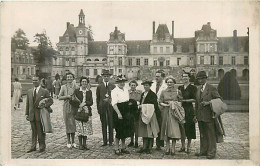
[74,106,90,122]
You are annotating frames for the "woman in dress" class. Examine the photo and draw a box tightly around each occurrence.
[137,79,160,154]
[59,73,77,148]
[73,76,93,150]
[53,77,61,99]
[12,78,22,110]
[111,75,134,155]
[128,80,142,148]
[159,76,183,155]
[178,73,197,153]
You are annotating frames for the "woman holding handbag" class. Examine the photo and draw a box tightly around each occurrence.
[159,76,183,155]
[59,72,77,149]
[73,76,93,150]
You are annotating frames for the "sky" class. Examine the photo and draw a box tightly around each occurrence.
[2,1,255,48]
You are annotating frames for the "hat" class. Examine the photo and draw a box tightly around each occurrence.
[101,70,112,76]
[116,75,128,83]
[141,78,153,85]
[196,71,208,79]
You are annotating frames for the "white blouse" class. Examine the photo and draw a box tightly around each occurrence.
[111,86,129,106]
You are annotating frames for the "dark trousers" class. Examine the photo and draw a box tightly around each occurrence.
[100,108,114,144]
[198,121,216,157]
[30,120,46,150]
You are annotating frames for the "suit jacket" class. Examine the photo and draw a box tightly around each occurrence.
[140,90,160,120]
[74,88,93,115]
[195,83,220,122]
[26,87,53,121]
[96,82,116,114]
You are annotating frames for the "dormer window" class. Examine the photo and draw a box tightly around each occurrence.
[94,59,99,61]
[87,59,91,61]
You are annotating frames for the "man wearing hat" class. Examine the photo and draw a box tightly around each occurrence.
[96,70,116,146]
[194,71,221,159]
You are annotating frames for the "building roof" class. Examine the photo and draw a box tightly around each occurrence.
[218,36,249,53]
[59,24,77,42]
[156,24,170,40]
[174,38,195,53]
[79,9,85,16]
[88,41,107,55]
[126,40,151,55]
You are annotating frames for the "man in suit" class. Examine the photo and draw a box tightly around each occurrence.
[26,76,53,153]
[194,71,221,159]
[96,70,116,146]
[150,70,167,150]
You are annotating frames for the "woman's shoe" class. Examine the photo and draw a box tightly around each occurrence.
[171,149,175,156]
[165,149,170,155]
[67,144,72,148]
[114,149,121,155]
[186,148,190,154]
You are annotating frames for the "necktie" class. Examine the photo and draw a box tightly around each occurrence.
[33,88,37,102]
[200,85,203,99]
[156,83,160,94]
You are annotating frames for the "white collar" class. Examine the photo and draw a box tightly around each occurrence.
[201,83,207,91]
[79,87,88,92]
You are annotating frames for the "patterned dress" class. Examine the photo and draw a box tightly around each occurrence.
[159,87,183,140]
[59,84,76,134]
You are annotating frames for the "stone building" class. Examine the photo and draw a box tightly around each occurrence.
[53,10,249,81]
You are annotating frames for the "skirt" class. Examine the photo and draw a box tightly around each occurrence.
[76,117,93,136]
[113,101,134,139]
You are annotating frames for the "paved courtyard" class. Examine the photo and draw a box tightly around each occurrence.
[11,87,249,159]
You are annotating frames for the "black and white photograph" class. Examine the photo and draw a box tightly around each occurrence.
[1,1,260,166]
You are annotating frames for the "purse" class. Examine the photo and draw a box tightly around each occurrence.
[74,106,90,122]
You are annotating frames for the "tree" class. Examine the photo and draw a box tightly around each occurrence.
[11,29,29,51]
[87,24,94,41]
[32,30,57,77]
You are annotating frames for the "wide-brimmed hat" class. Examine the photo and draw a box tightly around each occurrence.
[101,69,112,76]
[141,78,153,85]
[196,71,208,79]
[116,75,128,83]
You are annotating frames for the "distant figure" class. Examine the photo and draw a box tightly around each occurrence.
[13,78,22,110]
[53,77,61,99]
[96,75,103,84]
[218,71,241,100]
[46,76,53,98]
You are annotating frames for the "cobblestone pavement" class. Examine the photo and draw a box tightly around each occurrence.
[11,87,249,159]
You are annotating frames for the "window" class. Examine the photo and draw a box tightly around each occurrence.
[23,68,25,74]
[109,46,114,54]
[244,56,248,65]
[72,58,75,62]
[200,56,204,65]
[154,47,157,53]
[118,57,123,66]
[110,69,114,75]
[209,44,215,52]
[102,58,107,61]
[31,68,34,75]
[136,59,140,66]
[94,59,99,61]
[166,60,170,66]
[154,60,157,66]
[86,69,89,76]
[190,57,194,65]
[232,56,236,65]
[177,58,181,66]
[210,56,214,65]
[118,46,122,54]
[200,44,205,52]
[59,47,63,51]
[160,47,163,53]
[94,69,98,75]
[219,56,223,65]
[28,68,30,75]
[119,69,122,73]
[66,47,69,51]
[166,47,170,53]
[71,47,75,51]
[144,59,148,66]
[128,58,132,66]
[87,59,91,61]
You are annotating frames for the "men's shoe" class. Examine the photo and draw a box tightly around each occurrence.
[128,142,134,147]
[207,155,215,159]
[195,152,207,156]
[72,143,77,148]
[26,148,36,153]
[39,148,45,152]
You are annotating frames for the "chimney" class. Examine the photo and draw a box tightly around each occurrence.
[172,21,174,39]
[207,22,211,25]
[153,21,155,34]
[67,22,70,28]
[233,30,237,37]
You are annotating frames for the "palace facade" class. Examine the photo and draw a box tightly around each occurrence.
[53,9,249,81]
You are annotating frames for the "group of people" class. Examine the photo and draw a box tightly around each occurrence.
[24,69,223,159]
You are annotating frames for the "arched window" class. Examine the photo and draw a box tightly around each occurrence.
[102,58,107,61]
[59,47,63,51]
[94,59,99,61]
[71,47,75,51]
[86,59,91,61]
